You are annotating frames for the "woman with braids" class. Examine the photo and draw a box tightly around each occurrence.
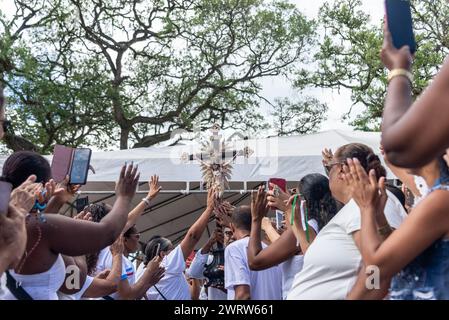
[284,143,407,300]
[346,151,449,300]
[247,174,338,299]
[137,188,216,300]
[0,151,139,300]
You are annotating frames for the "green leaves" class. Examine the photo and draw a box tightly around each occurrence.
[298,0,449,131]
[271,97,328,136]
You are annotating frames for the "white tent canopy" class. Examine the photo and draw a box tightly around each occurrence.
[0,130,388,249]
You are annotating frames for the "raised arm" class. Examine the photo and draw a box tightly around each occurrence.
[344,158,449,280]
[180,188,215,260]
[118,256,165,300]
[286,195,317,255]
[123,174,161,233]
[261,218,281,243]
[380,24,449,167]
[188,230,221,279]
[45,177,81,214]
[248,187,298,270]
[43,163,139,257]
[83,236,123,298]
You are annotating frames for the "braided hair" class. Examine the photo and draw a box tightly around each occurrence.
[85,203,112,275]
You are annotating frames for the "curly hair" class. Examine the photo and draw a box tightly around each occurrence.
[84,203,112,275]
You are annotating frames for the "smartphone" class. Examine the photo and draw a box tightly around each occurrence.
[51,145,74,183]
[275,210,284,230]
[0,180,12,215]
[267,178,287,210]
[70,148,92,185]
[154,243,161,258]
[75,196,89,213]
[385,0,416,54]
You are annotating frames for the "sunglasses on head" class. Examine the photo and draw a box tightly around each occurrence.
[323,160,347,176]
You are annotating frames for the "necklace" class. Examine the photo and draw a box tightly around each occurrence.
[15,214,43,274]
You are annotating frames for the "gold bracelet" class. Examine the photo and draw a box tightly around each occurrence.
[387,68,413,84]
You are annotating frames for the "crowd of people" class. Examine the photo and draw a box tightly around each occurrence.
[1,17,449,301]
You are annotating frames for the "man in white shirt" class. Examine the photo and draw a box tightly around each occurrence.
[224,205,283,300]
[189,229,227,300]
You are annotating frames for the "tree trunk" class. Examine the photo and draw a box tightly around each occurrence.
[120,129,129,150]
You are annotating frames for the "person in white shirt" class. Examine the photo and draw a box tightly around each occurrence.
[287,143,408,300]
[225,205,283,300]
[89,175,164,300]
[189,229,227,300]
[137,188,217,300]
[248,174,338,299]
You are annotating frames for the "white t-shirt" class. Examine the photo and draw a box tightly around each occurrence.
[225,237,283,300]
[138,245,191,300]
[96,247,136,300]
[57,275,95,300]
[280,219,319,300]
[188,250,227,300]
[287,191,407,300]
[0,273,7,300]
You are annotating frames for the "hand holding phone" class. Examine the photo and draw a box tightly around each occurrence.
[154,243,161,258]
[385,0,416,54]
[51,145,92,185]
[275,210,284,230]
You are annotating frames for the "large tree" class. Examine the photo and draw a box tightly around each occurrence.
[271,97,327,136]
[296,0,449,131]
[1,0,317,152]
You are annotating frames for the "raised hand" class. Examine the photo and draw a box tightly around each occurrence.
[143,255,165,287]
[0,205,27,270]
[266,183,290,212]
[322,148,333,166]
[52,176,81,204]
[206,188,216,211]
[250,185,269,222]
[211,228,224,245]
[216,208,232,227]
[343,158,387,213]
[110,235,124,257]
[96,269,111,280]
[380,21,413,71]
[115,163,140,200]
[73,210,92,221]
[261,217,274,232]
[147,175,162,200]
[10,175,40,213]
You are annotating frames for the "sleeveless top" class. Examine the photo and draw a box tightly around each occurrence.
[389,182,449,300]
[0,255,66,300]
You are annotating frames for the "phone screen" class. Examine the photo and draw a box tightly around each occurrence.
[0,181,12,215]
[385,0,416,54]
[70,148,92,185]
[51,145,74,183]
[275,210,284,230]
